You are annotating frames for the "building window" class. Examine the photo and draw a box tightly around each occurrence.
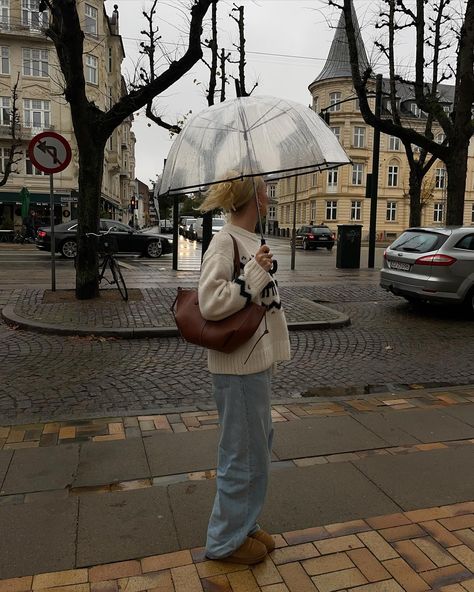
[352,163,364,185]
[435,167,446,189]
[22,0,48,30]
[0,146,9,173]
[268,205,276,219]
[329,92,341,112]
[23,48,49,77]
[443,105,451,113]
[311,173,317,187]
[0,46,9,74]
[327,169,338,191]
[0,0,9,29]
[85,3,98,34]
[388,164,399,187]
[354,97,360,111]
[389,135,400,151]
[26,154,45,175]
[0,96,10,125]
[23,98,50,129]
[326,200,337,221]
[330,126,340,141]
[108,47,112,72]
[437,132,446,144]
[351,200,362,221]
[433,202,444,223]
[285,205,290,224]
[85,54,98,84]
[310,200,316,221]
[386,201,397,221]
[410,103,424,117]
[268,184,276,199]
[353,127,365,148]
[296,203,301,223]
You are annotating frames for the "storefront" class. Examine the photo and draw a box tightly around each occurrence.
[0,190,63,230]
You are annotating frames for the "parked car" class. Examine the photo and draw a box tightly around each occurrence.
[194,217,225,241]
[179,217,198,239]
[35,219,173,259]
[295,224,335,250]
[380,226,474,314]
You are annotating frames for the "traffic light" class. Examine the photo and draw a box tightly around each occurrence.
[130,197,136,209]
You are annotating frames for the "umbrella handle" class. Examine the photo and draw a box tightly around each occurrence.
[260,238,278,275]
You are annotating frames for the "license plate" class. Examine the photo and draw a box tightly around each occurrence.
[319,236,327,240]
[390,261,411,271]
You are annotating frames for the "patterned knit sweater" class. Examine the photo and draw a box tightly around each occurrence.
[198,223,291,375]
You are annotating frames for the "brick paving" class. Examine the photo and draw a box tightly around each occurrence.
[1,500,473,591]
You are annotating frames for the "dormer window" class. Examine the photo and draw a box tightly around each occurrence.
[410,103,425,118]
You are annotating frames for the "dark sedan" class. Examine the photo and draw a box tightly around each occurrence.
[295,224,336,250]
[35,219,173,259]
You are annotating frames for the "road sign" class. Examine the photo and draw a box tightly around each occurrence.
[28,131,72,174]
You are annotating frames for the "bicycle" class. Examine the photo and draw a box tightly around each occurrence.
[85,229,128,301]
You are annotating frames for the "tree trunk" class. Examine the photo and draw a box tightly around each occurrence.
[408,169,423,227]
[445,147,468,225]
[75,138,105,299]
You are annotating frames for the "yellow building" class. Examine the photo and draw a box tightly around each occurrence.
[0,0,135,230]
[277,7,474,240]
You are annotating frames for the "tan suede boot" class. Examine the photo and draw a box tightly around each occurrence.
[250,529,276,552]
[211,536,268,565]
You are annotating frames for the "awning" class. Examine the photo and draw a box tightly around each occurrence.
[0,191,63,205]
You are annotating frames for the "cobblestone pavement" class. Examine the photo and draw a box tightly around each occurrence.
[1,284,473,424]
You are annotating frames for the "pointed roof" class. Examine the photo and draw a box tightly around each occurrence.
[311,3,369,84]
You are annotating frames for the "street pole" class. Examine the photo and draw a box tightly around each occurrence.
[368,74,383,269]
[49,172,56,291]
[290,175,298,270]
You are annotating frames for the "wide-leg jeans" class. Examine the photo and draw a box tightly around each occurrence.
[205,368,273,559]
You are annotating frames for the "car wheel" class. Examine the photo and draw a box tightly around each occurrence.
[302,239,309,250]
[464,287,474,317]
[60,239,77,259]
[145,239,162,258]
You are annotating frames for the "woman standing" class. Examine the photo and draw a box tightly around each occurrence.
[198,173,291,565]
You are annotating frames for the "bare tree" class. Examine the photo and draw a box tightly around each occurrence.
[41,0,213,299]
[0,74,23,187]
[229,5,257,97]
[336,0,474,225]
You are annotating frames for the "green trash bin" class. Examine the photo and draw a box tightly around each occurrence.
[336,224,362,268]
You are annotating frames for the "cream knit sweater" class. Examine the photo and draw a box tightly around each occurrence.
[198,223,291,375]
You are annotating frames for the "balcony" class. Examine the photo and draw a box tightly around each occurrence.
[21,125,55,139]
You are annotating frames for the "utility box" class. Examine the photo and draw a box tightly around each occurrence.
[336,224,362,268]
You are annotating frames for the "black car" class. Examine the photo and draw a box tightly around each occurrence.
[35,219,173,259]
[295,224,335,250]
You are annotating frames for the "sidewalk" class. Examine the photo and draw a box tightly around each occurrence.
[1,385,474,590]
[1,286,350,337]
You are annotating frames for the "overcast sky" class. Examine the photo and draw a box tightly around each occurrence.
[103,0,405,185]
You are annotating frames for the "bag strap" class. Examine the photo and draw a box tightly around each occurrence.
[229,234,240,279]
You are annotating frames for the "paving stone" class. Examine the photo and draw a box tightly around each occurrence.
[1,444,79,495]
[76,487,179,566]
[0,497,78,579]
[143,429,218,476]
[272,416,387,460]
[442,404,474,428]
[353,413,420,447]
[74,438,150,487]
[354,447,474,510]
[0,450,12,491]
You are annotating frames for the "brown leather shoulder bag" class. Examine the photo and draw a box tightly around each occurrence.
[171,235,266,354]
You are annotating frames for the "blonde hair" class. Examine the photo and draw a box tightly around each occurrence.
[200,171,265,213]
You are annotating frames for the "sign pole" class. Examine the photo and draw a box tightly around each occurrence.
[28,131,72,293]
[50,172,56,291]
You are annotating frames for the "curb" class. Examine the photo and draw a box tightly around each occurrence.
[1,304,350,338]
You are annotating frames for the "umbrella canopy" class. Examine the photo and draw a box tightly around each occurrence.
[159,95,350,196]
[20,187,30,219]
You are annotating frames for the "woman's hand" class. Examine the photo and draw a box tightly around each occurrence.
[255,244,273,272]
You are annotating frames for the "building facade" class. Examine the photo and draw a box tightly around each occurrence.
[276,7,474,239]
[0,0,135,231]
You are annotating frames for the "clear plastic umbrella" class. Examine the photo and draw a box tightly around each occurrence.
[159,95,350,196]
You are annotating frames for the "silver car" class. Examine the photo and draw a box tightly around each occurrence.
[380,226,474,313]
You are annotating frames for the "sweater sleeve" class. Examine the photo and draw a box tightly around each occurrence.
[198,239,270,321]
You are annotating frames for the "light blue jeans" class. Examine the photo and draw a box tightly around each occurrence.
[206,368,273,559]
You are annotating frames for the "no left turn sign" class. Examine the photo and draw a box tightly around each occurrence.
[28,131,72,174]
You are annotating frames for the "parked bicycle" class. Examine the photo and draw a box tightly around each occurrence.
[85,228,128,301]
[13,225,36,244]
